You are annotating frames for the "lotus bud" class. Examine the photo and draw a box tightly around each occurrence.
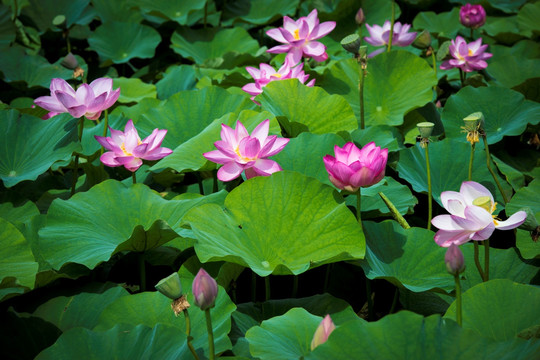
[341,34,361,56]
[355,8,365,25]
[417,122,435,139]
[192,268,218,310]
[412,29,431,49]
[311,315,336,350]
[155,272,183,300]
[445,244,465,276]
[460,4,486,29]
[61,53,79,70]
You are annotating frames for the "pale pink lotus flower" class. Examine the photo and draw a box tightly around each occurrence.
[35,78,120,120]
[242,55,315,102]
[460,3,486,29]
[440,36,492,72]
[311,315,336,350]
[266,9,336,64]
[203,119,289,182]
[364,21,417,57]
[323,142,388,192]
[445,244,465,275]
[95,120,172,172]
[192,268,218,310]
[431,181,527,247]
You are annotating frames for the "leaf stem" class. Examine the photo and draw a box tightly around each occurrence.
[356,189,362,224]
[425,142,432,230]
[454,273,462,326]
[358,60,366,129]
[70,117,84,196]
[430,50,437,77]
[183,309,200,360]
[132,172,137,184]
[378,192,410,229]
[482,136,508,204]
[484,239,490,282]
[387,0,395,53]
[365,277,374,320]
[473,241,485,281]
[204,309,215,360]
[468,142,475,181]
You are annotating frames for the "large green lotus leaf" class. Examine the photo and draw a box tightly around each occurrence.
[445,280,540,342]
[483,16,524,45]
[185,171,365,276]
[305,310,540,360]
[0,4,16,49]
[22,0,91,33]
[171,27,259,65]
[487,41,540,88]
[0,201,39,226]
[0,110,80,188]
[156,65,197,99]
[517,1,540,37]
[351,125,405,153]
[492,154,526,191]
[516,228,540,260]
[32,287,129,331]
[88,21,161,64]
[413,8,461,39]
[152,110,279,173]
[260,80,357,134]
[396,140,512,206]
[133,0,205,25]
[441,86,540,145]
[91,0,143,23]
[113,77,156,103]
[506,178,540,216]
[39,180,226,270]
[399,103,444,145]
[222,0,298,25]
[358,0,401,28]
[95,267,235,358]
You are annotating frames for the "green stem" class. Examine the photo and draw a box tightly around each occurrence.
[454,273,462,326]
[138,252,146,292]
[196,174,204,195]
[70,118,84,196]
[425,143,432,230]
[203,2,208,28]
[204,309,215,360]
[183,309,200,360]
[264,276,271,301]
[292,275,298,298]
[365,278,374,321]
[430,50,437,77]
[66,32,71,54]
[102,109,109,137]
[213,170,218,193]
[356,189,362,224]
[132,172,137,184]
[459,69,465,87]
[482,136,509,204]
[470,28,474,40]
[389,287,399,314]
[468,142,475,181]
[473,241,485,281]
[484,239,490,282]
[251,271,256,302]
[387,0,395,52]
[358,61,366,129]
[378,192,411,229]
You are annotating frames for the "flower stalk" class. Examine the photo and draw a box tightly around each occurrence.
[425,143,432,230]
[183,309,200,360]
[387,0,395,53]
[454,273,462,326]
[70,117,84,196]
[204,309,215,360]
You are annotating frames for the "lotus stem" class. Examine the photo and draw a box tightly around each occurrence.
[470,28,474,40]
[138,252,146,292]
[265,276,271,301]
[102,109,109,137]
[358,60,366,129]
[468,142,475,181]
[132,172,137,184]
[484,239,490,282]
[183,309,200,360]
[204,309,215,360]
[389,287,399,314]
[425,142,432,230]
[459,69,465,87]
[454,273,462,326]
[387,0,395,53]
[213,170,218,193]
[356,189,362,224]
[473,242,485,281]
[482,136,509,204]
[251,271,256,302]
[430,50,437,77]
[70,117,84,196]
[365,277,374,320]
[378,192,410,229]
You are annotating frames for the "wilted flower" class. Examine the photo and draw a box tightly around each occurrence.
[203,119,289,182]
[311,315,336,350]
[192,268,218,310]
[323,142,388,192]
[266,9,336,63]
[431,181,527,247]
[460,4,486,29]
[440,36,492,72]
[364,21,417,57]
[95,120,172,172]
[34,78,120,120]
[445,244,465,275]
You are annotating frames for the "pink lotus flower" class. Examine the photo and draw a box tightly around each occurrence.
[311,315,336,350]
[445,244,465,275]
[203,119,289,182]
[266,9,336,64]
[460,4,486,29]
[431,181,527,247]
[323,142,388,192]
[192,268,218,310]
[95,120,172,172]
[364,21,417,57]
[242,55,315,102]
[35,78,120,120]
[440,36,492,72]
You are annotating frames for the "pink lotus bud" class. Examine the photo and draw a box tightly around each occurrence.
[192,268,218,310]
[355,8,365,25]
[311,315,336,350]
[460,4,486,29]
[445,244,465,275]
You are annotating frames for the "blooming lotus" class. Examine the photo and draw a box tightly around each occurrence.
[203,119,289,181]
[266,9,336,63]
[35,78,120,120]
[460,3,486,29]
[311,315,336,350]
[431,181,527,247]
[364,21,417,57]
[95,120,172,172]
[323,142,388,192]
[440,36,492,72]
[192,269,218,310]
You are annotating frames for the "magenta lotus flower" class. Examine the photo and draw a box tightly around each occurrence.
[311,315,336,350]
[440,36,492,72]
[323,142,388,192]
[203,119,289,182]
[266,9,336,64]
[460,4,486,29]
[364,21,417,57]
[35,78,120,120]
[95,120,172,172]
[445,244,465,275]
[431,181,527,247]
[192,268,218,310]
[242,55,315,102]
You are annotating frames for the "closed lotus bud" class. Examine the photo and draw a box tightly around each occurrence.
[355,8,365,25]
[61,52,79,70]
[155,272,183,300]
[445,244,465,276]
[192,268,218,310]
[412,29,431,49]
[340,34,361,55]
[460,4,486,29]
[311,315,336,350]
[417,122,435,139]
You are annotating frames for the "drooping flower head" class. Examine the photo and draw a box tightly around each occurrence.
[311,314,336,350]
[266,9,336,64]
[35,78,120,120]
[192,268,218,310]
[323,142,388,192]
[364,21,417,57]
[95,120,172,172]
[203,119,289,182]
[440,36,492,72]
[431,181,527,247]
[460,4,486,29]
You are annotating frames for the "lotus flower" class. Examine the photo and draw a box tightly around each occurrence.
[203,119,289,182]
[440,36,492,72]
[431,181,527,247]
[460,4,486,29]
[364,21,417,57]
[35,78,120,120]
[311,315,336,350]
[266,9,336,64]
[445,244,465,275]
[323,142,388,192]
[242,55,315,102]
[192,269,218,310]
[95,120,172,172]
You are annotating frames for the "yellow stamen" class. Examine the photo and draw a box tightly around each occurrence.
[293,29,300,40]
[271,73,282,79]
[121,140,142,157]
[235,147,255,162]
[468,49,473,56]
[473,196,492,213]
